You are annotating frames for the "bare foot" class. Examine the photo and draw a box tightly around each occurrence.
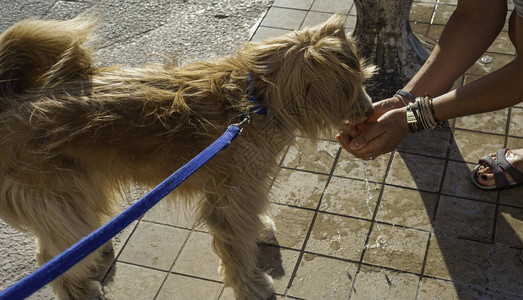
[476,148,523,187]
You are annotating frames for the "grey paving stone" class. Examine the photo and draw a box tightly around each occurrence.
[251,26,291,42]
[261,7,307,30]
[310,0,354,14]
[273,0,314,10]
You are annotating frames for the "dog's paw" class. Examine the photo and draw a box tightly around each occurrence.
[257,215,276,244]
[259,272,275,300]
[100,241,114,255]
[54,280,102,300]
[85,281,104,300]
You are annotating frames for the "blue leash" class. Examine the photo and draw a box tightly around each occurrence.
[0,124,243,300]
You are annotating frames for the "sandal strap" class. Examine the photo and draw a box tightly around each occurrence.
[479,153,510,188]
[495,149,523,183]
[478,149,523,189]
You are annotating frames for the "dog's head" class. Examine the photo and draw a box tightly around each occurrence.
[239,15,375,138]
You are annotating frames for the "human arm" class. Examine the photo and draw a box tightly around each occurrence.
[341,0,523,159]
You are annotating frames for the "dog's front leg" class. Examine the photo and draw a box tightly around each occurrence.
[199,175,275,300]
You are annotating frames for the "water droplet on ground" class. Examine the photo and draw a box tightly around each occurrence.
[480,55,493,64]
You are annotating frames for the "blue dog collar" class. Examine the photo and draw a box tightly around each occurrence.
[247,72,267,115]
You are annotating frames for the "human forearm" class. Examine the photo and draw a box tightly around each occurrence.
[403,1,507,97]
[433,58,523,120]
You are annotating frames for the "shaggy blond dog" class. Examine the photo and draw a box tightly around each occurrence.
[0,13,374,300]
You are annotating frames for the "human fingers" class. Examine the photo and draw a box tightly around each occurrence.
[366,97,406,123]
[336,132,353,152]
[347,107,410,159]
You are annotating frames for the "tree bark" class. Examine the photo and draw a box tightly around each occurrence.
[353,0,430,100]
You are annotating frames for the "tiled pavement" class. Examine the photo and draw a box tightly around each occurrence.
[5,0,523,299]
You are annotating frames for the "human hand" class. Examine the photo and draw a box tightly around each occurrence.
[336,96,410,159]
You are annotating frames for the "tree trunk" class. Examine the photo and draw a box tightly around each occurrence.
[353,0,430,100]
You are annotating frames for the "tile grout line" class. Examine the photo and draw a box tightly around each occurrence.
[248,1,273,41]
[484,106,511,289]
[152,227,195,300]
[281,145,344,298]
[101,217,143,284]
[414,121,455,299]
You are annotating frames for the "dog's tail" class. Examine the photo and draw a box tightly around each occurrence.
[0,13,97,99]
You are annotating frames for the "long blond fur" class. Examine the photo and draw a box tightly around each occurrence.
[0,13,373,300]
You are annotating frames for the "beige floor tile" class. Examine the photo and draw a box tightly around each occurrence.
[418,277,498,300]
[462,74,482,85]
[269,204,315,249]
[305,212,371,260]
[282,137,339,174]
[111,220,139,258]
[433,196,495,242]
[300,11,338,29]
[102,262,166,300]
[269,169,329,209]
[432,4,456,25]
[273,0,314,10]
[398,127,451,159]
[495,206,523,248]
[507,136,523,149]
[156,274,223,300]
[412,22,429,39]
[449,130,506,163]
[386,152,446,193]
[344,15,357,30]
[424,235,489,286]
[409,3,435,23]
[142,200,196,229]
[310,0,353,13]
[509,106,523,136]
[286,255,357,299]
[260,7,307,30]
[258,246,300,294]
[454,109,509,135]
[467,53,515,77]
[219,287,235,299]
[441,161,499,203]
[449,74,465,90]
[334,151,391,182]
[488,31,516,55]
[377,185,437,231]
[500,186,523,208]
[414,0,438,4]
[351,265,419,300]
[172,231,221,281]
[426,24,445,43]
[488,246,523,295]
[118,222,189,271]
[251,27,291,42]
[320,176,381,220]
[364,224,430,274]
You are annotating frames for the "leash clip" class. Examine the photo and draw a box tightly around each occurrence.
[231,107,254,128]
